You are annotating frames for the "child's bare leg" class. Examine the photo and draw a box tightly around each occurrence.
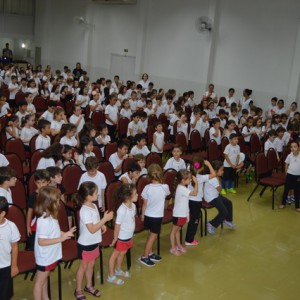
[115,251,126,271]
[108,250,119,277]
[33,270,50,300]
[143,232,157,257]
[76,261,88,291]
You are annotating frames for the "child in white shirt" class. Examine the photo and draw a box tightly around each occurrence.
[20,114,38,150]
[204,161,235,235]
[50,107,67,136]
[120,99,132,119]
[140,164,170,267]
[164,145,186,171]
[69,104,85,133]
[127,112,141,139]
[177,111,188,142]
[130,134,150,156]
[119,162,141,185]
[78,136,96,171]
[151,122,164,154]
[25,92,36,114]
[109,141,129,177]
[0,197,20,300]
[40,100,56,122]
[36,119,51,150]
[0,167,17,204]
[209,118,222,146]
[170,169,198,256]
[59,123,78,147]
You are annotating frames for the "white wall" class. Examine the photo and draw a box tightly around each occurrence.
[34,0,300,109]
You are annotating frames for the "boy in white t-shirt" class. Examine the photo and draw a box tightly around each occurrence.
[130,134,150,157]
[0,197,20,300]
[15,101,29,126]
[222,133,243,195]
[0,153,9,167]
[35,119,51,150]
[25,92,36,114]
[164,145,186,171]
[40,100,56,123]
[78,156,107,210]
[209,118,222,146]
[109,141,129,177]
[8,75,19,108]
[127,112,142,140]
[0,167,17,204]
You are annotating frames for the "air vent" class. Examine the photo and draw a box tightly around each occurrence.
[92,0,137,4]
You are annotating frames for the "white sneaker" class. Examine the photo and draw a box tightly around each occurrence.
[207,223,215,235]
[223,220,236,229]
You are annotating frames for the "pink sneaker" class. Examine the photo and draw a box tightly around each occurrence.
[185,240,199,246]
[176,245,187,253]
[170,248,182,256]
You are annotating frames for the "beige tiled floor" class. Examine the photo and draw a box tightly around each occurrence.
[13,181,300,300]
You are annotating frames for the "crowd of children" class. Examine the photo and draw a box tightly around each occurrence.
[0,62,300,300]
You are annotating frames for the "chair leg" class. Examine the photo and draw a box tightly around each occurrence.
[68,261,73,269]
[24,272,29,280]
[259,186,268,197]
[247,184,260,201]
[126,249,131,270]
[58,264,62,300]
[99,248,104,285]
[30,270,36,281]
[157,233,160,256]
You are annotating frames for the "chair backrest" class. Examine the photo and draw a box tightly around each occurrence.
[30,150,44,173]
[62,164,82,196]
[267,148,280,171]
[104,142,118,161]
[136,175,151,211]
[221,136,229,154]
[238,135,249,154]
[65,100,75,117]
[33,96,48,112]
[162,123,170,142]
[15,91,25,106]
[148,114,158,127]
[28,173,37,197]
[98,161,115,184]
[175,131,188,152]
[122,157,136,173]
[163,168,177,199]
[29,134,39,154]
[204,128,210,146]
[118,117,130,138]
[250,133,261,154]
[6,204,27,243]
[208,139,221,162]
[5,153,24,181]
[190,130,202,151]
[11,179,27,209]
[58,200,70,232]
[282,146,290,164]
[91,110,105,130]
[84,104,91,120]
[173,120,179,137]
[105,180,122,212]
[147,125,155,144]
[146,153,162,168]
[5,138,26,161]
[255,152,270,178]
[159,113,168,125]
[93,146,103,161]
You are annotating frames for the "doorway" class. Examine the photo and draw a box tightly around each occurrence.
[110,53,136,84]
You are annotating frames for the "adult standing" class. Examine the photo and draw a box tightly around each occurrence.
[138,73,150,91]
[73,62,84,81]
[203,83,218,103]
[2,43,13,63]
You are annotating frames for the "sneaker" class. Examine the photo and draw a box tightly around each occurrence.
[227,188,237,194]
[139,256,155,267]
[286,196,291,205]
[148,253,162,262]
[176,245,187,253]
[223,220,236,229]
[207,222,215,235]
[170,248,182,256]
[221,189,227,195]
[185,240,199,246]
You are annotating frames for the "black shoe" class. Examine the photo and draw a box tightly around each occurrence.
[148,253,162,262]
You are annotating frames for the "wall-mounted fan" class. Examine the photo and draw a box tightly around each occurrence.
[196,16,212,32]
[74,16,93,29]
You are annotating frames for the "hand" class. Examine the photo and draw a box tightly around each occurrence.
[110,238,117,247]
[101,225,107,234]
[61,226,76,242]
[204,160,210,166]
[103,210,114,222]
[73,152,79,161]
[11,265,19,277]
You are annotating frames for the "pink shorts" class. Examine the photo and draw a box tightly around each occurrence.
[173,217,187,227]
[115,239,133,252]
[78,244,100,262]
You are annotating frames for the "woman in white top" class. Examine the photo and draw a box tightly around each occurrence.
[226,88,236,108]
[33,187,76,300]
[138,73,150,91]
[239,89,253,112]
[204,161,235,235]
[203,83,218,103]
[74,182,113,298]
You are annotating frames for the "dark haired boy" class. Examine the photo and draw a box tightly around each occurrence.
[130,134,150,156]
[0,167,17,204]
[109,141,129,177]
[36,119,51,150]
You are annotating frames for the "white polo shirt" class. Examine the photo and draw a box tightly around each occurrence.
[173,185,190,218]
[141,184,170,218]
[204,177,220,203]
[164,157,186,171]
[285,153,300,175]
[116,203,136,240]
[223,144,240,167]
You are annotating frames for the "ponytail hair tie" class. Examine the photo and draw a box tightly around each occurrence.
[194,162,201,169]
